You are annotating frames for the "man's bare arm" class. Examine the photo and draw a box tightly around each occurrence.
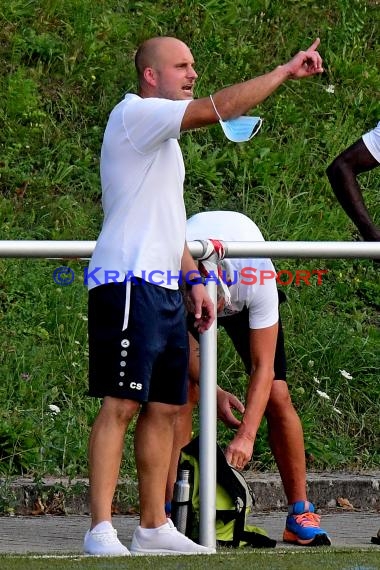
[225,323,278,469]
[181,243,215,332]
[181,38,323,130]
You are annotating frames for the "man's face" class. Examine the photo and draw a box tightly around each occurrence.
[152,40,198,100]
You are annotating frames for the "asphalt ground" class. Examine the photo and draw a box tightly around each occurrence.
[0,511,379,555]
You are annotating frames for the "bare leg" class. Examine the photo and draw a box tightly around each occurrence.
[165,334,201,503]
[265,380,307,504]
[89,396,140,528]
[326,139,380,242]
[166,381,199,503]
[135,401,182,528]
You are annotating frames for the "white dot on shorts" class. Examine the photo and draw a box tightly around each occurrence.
[121,339,130,348]
[120,371,125,377]
[121,350,127,357]
[119,381,124,387]
[120,361,126,367]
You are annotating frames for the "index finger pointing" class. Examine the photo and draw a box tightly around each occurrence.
[307,37,320,52]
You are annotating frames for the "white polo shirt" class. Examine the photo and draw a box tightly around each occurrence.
[186,211,279,329]
[362,121,380,163]
[88,94,191,290]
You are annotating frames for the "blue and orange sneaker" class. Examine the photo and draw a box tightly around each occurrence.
[283,501,331,546]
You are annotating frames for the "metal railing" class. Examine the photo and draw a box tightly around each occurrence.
[0,239,379,258]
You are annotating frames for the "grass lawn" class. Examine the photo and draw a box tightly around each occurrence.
[1,549,380,570]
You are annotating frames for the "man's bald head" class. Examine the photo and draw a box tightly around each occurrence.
[134,36,197,100]
[135,37,189,81]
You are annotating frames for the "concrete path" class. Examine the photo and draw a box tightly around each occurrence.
[0,511,379,554]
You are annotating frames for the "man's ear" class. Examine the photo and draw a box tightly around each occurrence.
[143,67,157,87]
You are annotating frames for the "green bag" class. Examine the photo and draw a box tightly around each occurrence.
[175,436,276,548]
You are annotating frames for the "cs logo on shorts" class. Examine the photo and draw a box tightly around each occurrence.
[130,382,142,390]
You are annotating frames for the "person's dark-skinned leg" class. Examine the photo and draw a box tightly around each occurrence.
[326,139,380,242]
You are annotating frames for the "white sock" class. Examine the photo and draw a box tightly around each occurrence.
[138,522,170,535]
[91,521,113,533]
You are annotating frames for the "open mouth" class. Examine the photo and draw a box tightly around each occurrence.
[182,84,194,95]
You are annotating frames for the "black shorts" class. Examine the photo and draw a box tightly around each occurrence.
[188,290,287,381]
[88,280,189,404]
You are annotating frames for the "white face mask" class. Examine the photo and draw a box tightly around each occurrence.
[210,95,262,143]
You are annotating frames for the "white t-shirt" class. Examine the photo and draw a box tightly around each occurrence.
[362,121,380,163]
[186,211,279,329]
[88,94,191,290]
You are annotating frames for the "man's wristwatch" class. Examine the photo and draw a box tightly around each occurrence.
[186,275,206,291]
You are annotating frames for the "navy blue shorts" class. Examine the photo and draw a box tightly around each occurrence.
[88,280,189,404]
[188,290,287,381]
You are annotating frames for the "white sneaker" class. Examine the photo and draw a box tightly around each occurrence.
[84,521,130,556]
[130,519,216,555]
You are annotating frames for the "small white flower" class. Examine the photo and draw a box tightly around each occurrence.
[339,369,353,380]
[74,340,80,345]
[325,84,335,94]
[48,404,60,415]
[333,406,342,415]
[316,389,330,400]
[313,376,320,384]
[308,360,314,368]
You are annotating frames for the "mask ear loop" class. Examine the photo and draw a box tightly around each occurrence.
[247,117,263,140]
[209,94,223,121]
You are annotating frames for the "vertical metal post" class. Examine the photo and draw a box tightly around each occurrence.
[198,279,218,548]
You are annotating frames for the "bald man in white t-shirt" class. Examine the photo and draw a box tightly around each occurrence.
[85,35,324,556]
[327,121,380,243]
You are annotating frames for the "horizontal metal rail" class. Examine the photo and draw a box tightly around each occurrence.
[0,240,378,258]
